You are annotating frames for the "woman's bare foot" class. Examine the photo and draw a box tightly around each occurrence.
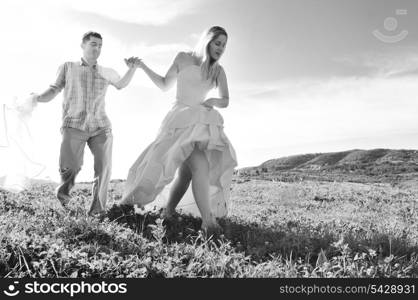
[201,219,223,237]
[161,207,178,221]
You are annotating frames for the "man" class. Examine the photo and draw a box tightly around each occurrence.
[34,31,138,217]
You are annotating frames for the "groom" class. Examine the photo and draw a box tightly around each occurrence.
[34,31,139,216]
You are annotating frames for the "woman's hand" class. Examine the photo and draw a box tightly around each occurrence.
[134,58,145,69]
[202,97,229,109]
[202,99,214,110]
[131,57,145,69]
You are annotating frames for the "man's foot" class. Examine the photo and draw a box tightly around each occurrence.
[55,187,71,208]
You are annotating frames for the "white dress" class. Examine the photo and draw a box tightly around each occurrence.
[120,65,237,217]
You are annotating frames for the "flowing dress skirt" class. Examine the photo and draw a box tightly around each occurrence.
[121,102,237,218]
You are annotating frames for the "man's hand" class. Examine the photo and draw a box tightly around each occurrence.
[124,56,136,69]
[30,93,39,107]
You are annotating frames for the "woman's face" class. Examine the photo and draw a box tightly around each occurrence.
[208,34,227,61]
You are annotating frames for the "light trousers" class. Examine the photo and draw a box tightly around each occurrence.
[57,127,113,214]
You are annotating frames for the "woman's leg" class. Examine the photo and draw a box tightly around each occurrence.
[186,146,219,230]
[163,162,192,217]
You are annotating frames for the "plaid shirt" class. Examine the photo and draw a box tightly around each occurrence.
[51,58,121,132]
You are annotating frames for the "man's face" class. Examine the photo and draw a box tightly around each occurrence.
[81,37,102,61]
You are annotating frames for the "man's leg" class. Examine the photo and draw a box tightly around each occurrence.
[57,128,87,206]
[87,128,113,215]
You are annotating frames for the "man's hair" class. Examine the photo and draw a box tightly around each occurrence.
[82,31,103,43]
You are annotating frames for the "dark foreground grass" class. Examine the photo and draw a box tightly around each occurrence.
[0,180,417,278]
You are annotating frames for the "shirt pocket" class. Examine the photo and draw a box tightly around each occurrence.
[94,72,108,91]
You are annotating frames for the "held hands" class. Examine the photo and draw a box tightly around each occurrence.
[124,56,144,69]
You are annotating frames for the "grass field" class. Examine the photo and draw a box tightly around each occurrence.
[1,179,417,277]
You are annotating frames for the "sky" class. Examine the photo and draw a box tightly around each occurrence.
[1,0,418,182]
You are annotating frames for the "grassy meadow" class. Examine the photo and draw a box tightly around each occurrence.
[0,178,417,278]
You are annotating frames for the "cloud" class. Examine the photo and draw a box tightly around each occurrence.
[69,0,199,26]
[126,42,191,63]
[225,74,418,167]
[2,0,200,26]
[0,0,197,92]
[334,46,418,78]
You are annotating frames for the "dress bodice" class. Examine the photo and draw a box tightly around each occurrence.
[176,65,214,106]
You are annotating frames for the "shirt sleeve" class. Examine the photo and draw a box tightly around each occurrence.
[50,63,67,92]
[98,67,121,87]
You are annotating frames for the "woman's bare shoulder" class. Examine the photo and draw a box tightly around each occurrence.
[175,51,194,62]
[175,51,197,70]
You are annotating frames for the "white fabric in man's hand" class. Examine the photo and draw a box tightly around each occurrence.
[0,94,45,193]
[12,94,37,116]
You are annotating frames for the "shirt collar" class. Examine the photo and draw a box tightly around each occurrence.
[80,57,98,69]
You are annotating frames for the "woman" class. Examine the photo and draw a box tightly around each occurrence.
[121,26,237,233]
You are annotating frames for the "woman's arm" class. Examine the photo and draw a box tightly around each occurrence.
[139,52,182,91]
[203,66,229,108]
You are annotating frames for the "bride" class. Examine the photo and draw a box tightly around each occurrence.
[120,26,237,233]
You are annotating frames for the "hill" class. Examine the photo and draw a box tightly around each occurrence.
[237,149,418,184]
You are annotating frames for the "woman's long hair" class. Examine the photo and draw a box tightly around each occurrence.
[192,26,228,86]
